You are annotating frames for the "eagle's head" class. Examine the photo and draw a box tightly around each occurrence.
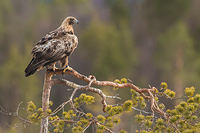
[61,16,79,34]
[62,16,79,26]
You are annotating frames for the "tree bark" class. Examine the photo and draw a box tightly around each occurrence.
[40,70,53,133]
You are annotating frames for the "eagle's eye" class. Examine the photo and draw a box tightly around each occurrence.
[69,18,79,25]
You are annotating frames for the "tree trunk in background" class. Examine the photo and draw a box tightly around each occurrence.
[133,7,158,86]
[174,46,184,105]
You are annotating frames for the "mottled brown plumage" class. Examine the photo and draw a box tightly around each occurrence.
[25,16,79,77]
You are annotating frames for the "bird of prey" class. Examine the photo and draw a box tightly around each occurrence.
[25,16,79,77]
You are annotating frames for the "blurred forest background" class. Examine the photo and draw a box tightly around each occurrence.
[0,0,200,132]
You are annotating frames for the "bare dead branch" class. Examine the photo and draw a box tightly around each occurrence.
[106,94,121,100]
[52,100,70,115]
[82,120,93,132]
[50,69,167,119]
[52,78,107,112]
[0,102,31,129]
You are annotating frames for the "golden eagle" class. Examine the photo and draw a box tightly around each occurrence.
[25,16,79,77]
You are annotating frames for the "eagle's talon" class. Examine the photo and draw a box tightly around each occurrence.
[52,66,58,73]
[62,66,73,74]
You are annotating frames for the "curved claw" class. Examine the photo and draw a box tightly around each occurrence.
[52,66,58,73]
[62,66,73,74]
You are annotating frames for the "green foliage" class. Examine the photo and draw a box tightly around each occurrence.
[180,101,187,108]
[164,89,176,98]
[105,122,114,128]
[79,117,89,127]
[97,115,106,124]
[113,79,121,90]
[139,130,148,133]
[114,79,121,84]
[63,110,75,120]
[97,124,105,131]
[122,100,133,111]
[160,82,168,89]
[135,114,145,124]
[113,78,128,90]
[113,117,120,124]
[135,84,200,132]
[131,89,147,109]
[38,108,43,113]
[105,105,123,116]
[185,86,196,97]
[74,93,95,108]
[27,101,37,114]
[194,94,200,103]
[158,103,165,110]
[130,89,139,97]
[119,129,128,133]
[85,113,93,119]
[53,120,65,133]
[46,109,52,114]
[71,126,83,133]
[49,101,53,106]
[27,101,42,124]
[144,119,152,127]
[27,113,41,124]
[120,78,127,84]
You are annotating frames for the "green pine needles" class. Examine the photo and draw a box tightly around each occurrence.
[133,84,200,132]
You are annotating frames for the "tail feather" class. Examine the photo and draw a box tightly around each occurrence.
[25,57,47,77]
[25,68,38,77]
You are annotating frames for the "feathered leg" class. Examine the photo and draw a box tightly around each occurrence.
[46,62,57,72]
[60,56,73,74]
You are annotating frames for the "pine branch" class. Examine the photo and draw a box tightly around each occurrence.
[39,68,168,133]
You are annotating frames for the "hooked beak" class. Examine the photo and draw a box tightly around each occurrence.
[74,19,79,24]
